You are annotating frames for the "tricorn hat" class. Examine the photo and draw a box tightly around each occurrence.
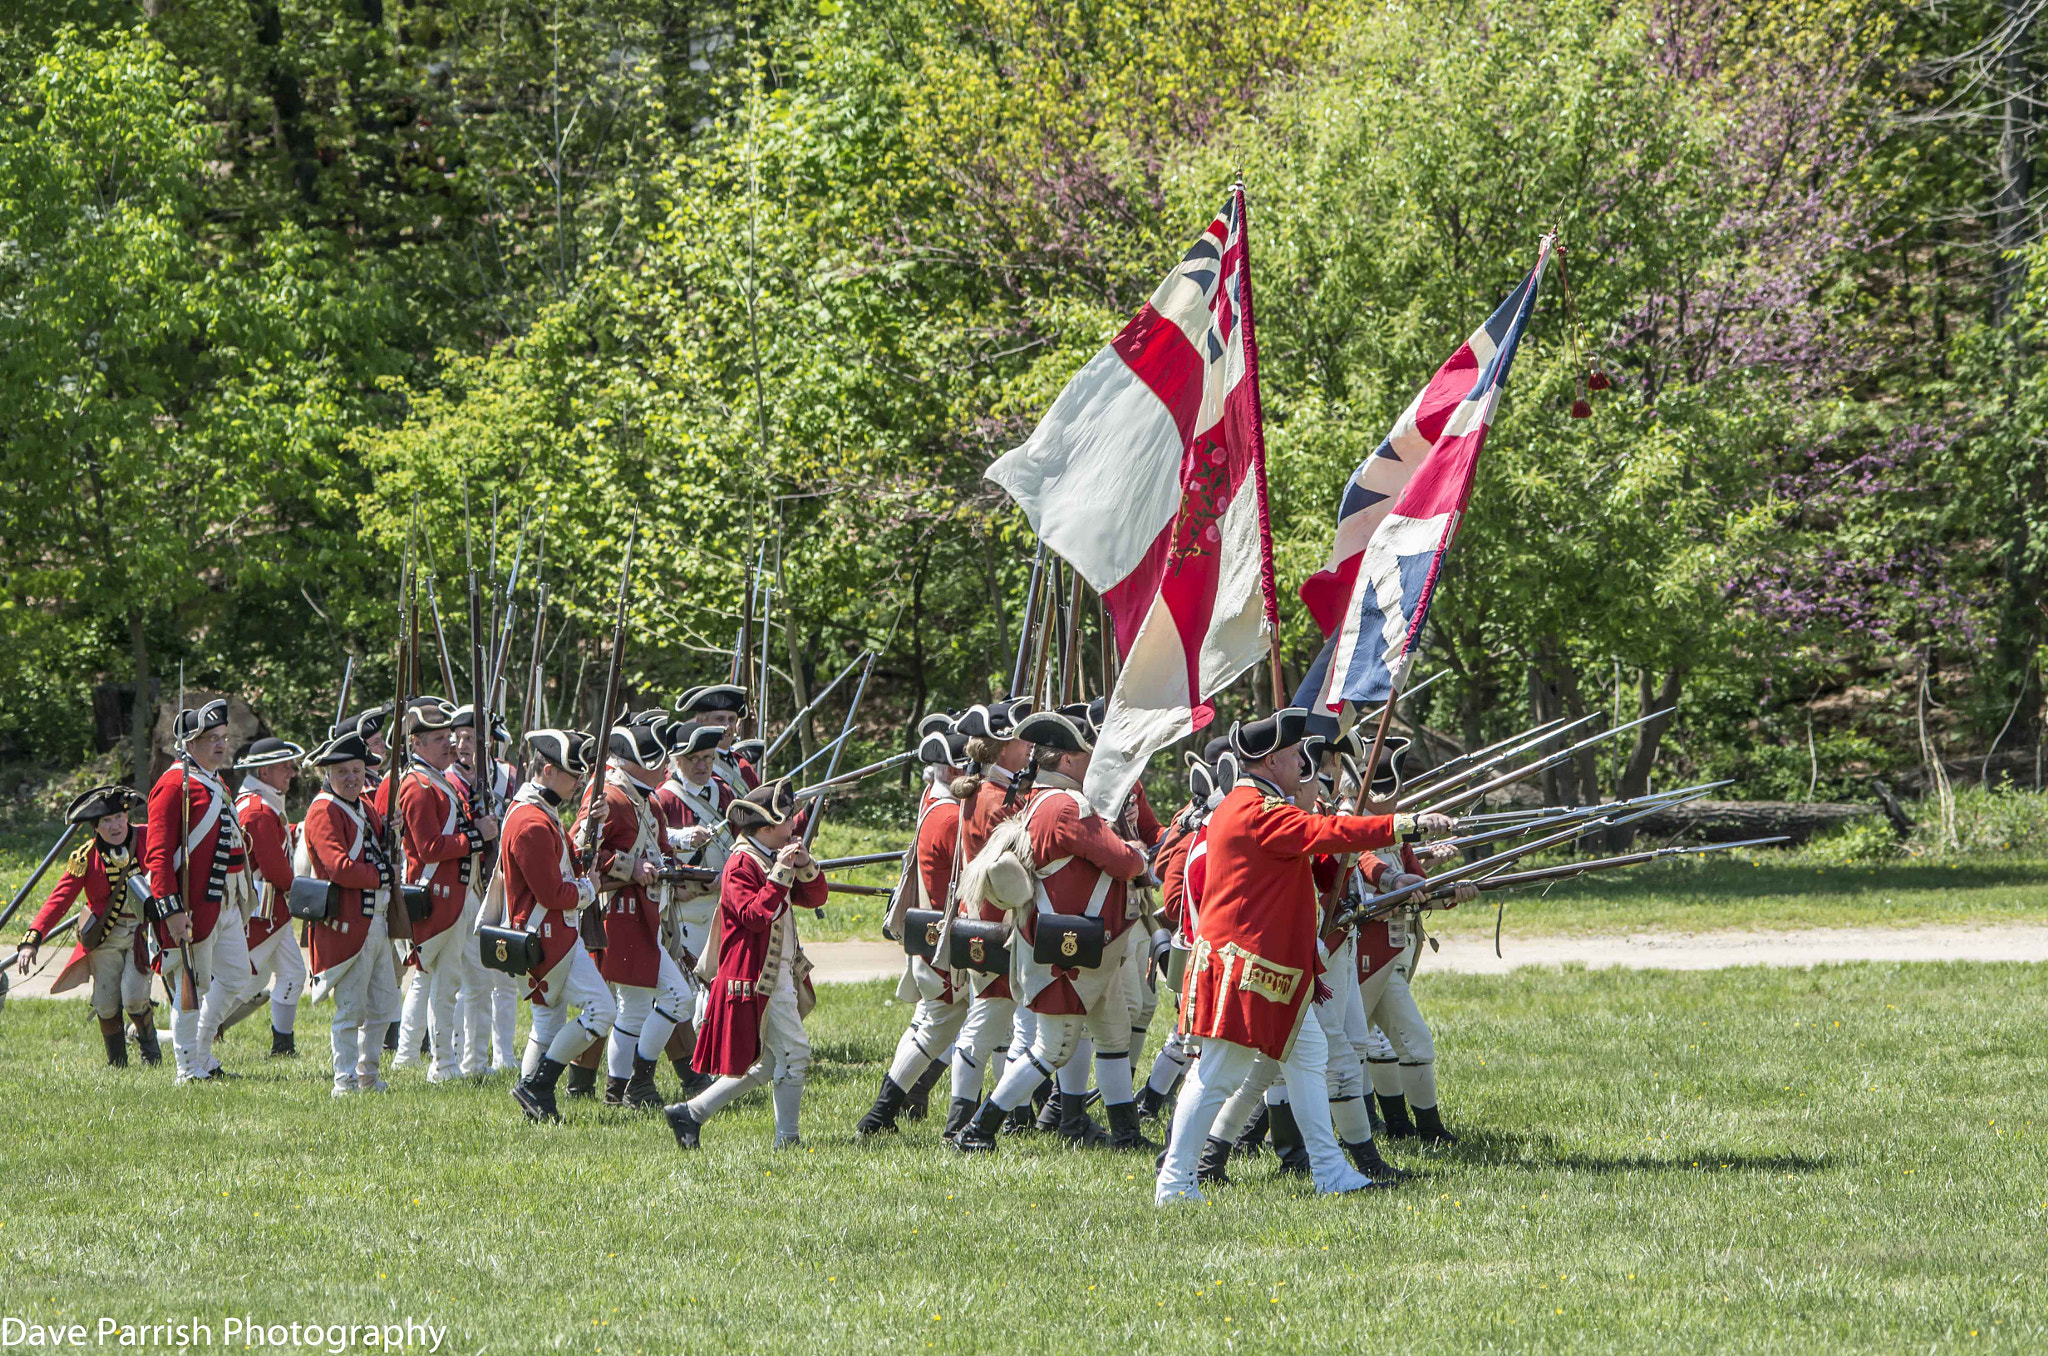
[450,705,511,744]
[919,729,970,766]
[65,784,143,824]
[403,696,457,735]
[1015,709,1092,756]
[527,729,596,777]
[727,777,802,833]
[609,723,668,767]
[1229,707,1310,762]
[331,703,392,742]
[665,720,724,758]
[627,708,670,728]
[173,699,230,746]
[234,737,305,772]
[731,737,765,766]
[917,711,955,739]
[1185,759,1216,806]
[310,732,373,768]
[677,684,747,717]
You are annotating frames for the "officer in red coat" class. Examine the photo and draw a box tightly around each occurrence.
[1155,707,1457,1204]
[14,786,156,1066]
[954,709,1153,1154]
[221,738,307,1058]
[577,722,687,1109]
[503,730,611,1123]
[943,699,1036,1126]
[675,684,761,792]
[302,732,399,1096]
[663,778,827,1151]
[142,699,253,1084]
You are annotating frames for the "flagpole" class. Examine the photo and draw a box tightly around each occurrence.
[1232,177,1286,710]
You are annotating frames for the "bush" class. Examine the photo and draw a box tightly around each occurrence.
[1801,816,1901,866]
[1916,786,2048,856]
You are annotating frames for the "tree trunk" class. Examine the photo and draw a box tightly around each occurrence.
[251,0,322,202]
[1607,668,1684,850]
[1994,0,2037,320]
[127,608,152,787]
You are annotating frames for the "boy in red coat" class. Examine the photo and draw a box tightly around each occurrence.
[1155,708,1456,1205]
[13,786,155,1066]
[302,731,401,1096]
[663,778,826,1151]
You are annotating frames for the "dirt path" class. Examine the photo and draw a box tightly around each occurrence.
[13,926,2046,1003]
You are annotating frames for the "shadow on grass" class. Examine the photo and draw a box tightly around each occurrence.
[1534,857,2048,903]
[1435,1128,1831,1176]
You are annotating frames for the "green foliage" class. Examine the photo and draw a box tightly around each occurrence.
[1801,816,1902,867]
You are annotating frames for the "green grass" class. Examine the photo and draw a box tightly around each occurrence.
[3,964,2044,1353]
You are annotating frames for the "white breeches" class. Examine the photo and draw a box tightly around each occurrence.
[399,896,484,1079]
[951,992,1015,1102]
[889,992,968,1088]
[524,944,616,1073]
[84,916,150,1020]
[323,916,400,1088]
[609,950,690,1077]
[687,982,811,1137]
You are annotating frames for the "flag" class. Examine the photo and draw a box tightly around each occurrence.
[987,186,1277,815]
[1294,237,1553,722]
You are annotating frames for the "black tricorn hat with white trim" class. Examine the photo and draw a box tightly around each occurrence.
[732,738,765,765]
[450,705,511,744]
[403,696,457,734]
[526,728,596,777]
[917,711,956,739]
[234,737,305,771]
[331,703,392,742]
[919,729,970,766]
[310,732,373,768]
[1015,709,1092,756]
[609,723,668,767]
[1369,735,1412,797]
[1228,707,1311,762]
[727,777,801,833]
[627,708,669,728]
[66,784,144,824]
[664,720,723,757]
[173,699,230,744]
[677,684,747,716]
[1185,759,1216,805]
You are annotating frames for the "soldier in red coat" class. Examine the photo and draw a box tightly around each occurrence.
[1155,707,1457,1204]
[943,699,1037,1128]
[650,719,734,1094]
[502,730,612,1123]
[954,710,1153,1154]
[858,725,970,1138]
[1135,746,1227,1122]
[453,705,523,1074]
[663,778,827,1151]
[302,732,400,1096]
[394,697,500,1083]
[142,699,255,1084]
[675,684,761,792]
[219,738,308,1058]
[577,723,687,1109]
[13,786,157,1067]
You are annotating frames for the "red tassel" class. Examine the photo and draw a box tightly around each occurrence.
[1570,398,1592,419]
[1587,370,1611,391]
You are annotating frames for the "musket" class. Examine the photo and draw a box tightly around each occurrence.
[783,728,854,782]
[1341,836,1791,927]
[382,508,419,946]
[334,655,357,731]
[1444,782,1730,853]
[756,549,775,733]
[814,849,905,870]
[577,529,637,874]
[426,576,460,698]
[1336,815,1612,927]
[519,583,549,743]
[172,662,198,1012]
[1410,709,1674,816]
[0,823,85,933]
[762,650,868,766]
[795,750,916,799]
[1454,780,1735,830]
[26,914,79,978]
[800,651,876,852]
[1010,541,1047,697]
[1397,714,1592,804]
[465,566,491,814]
[826,881,890,898]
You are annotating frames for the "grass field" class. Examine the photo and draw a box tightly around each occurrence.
[3,962,2044,1353]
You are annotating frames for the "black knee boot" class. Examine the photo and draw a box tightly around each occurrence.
[1377,1090,1415,1138]
[1057,1090,1106,1147]
[270,1026,297,1057]
[903,1058,946,1121]
[564,1061,599,1100]
[130,1010,161,1066]
[1196,1136,1234,1185]
[1414,1103,1459,1145]
[1267,1102,1311,1176]
[954,1099,1009,1153]
[100,1017,128,1068]
[625,1055,664,1109]
[1346,1136,1413,1181]
[942,1096,978,1143]
[855,1074,910,1136]
[513,1057,566,1122]
[1231,1104,1270,1158]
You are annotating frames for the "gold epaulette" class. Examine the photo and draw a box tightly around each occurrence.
[1260,796,1291,812]
[65,841,95,877]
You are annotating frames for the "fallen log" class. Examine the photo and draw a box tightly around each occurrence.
[1626,799,1881,845]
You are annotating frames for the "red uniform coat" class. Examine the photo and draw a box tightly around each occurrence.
[399,765,484,943]
[1016,784,1147,1015]
[236,787,295,949]
[302,792,391,973]
[693,844,828,1076]
[142,762,244,947]
[1151,807,1201,931]
[957,768,1030,999]
[577,774,664,988]
[30,828,150,994]
[501,789,584,1001]
[912,795,963,1002]
[1184,782,1397,1060]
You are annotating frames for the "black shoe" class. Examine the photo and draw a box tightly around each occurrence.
[953,1099,1009,1153]
[130,1013,162,1066]
[1196,1136,1234,1186]
[1056,1090,1107,1147]
[270,1026,297,1058]
[513,1057,566,1123]
[663,1101,703,1149]
[1231,1105,1270,1158]
[1104,1101,1157,1152]
[1414,1104,1460,1145]
[1268,1102,1311,1177]
[1377,1091,1416,1139]
[625,1055,664,1109]
[1001,1103,1036,1136]
[102,1025,129,1069]
[942,1096,978,1144]
[1035,1088,1062,1134]
[603,1076,631,1107]
[856,1074,910,1137]
[903,1059,946,1122]
[1135,1083,1170,1122]
[383,1020,400,1053]
[1346,1137,1413,1181]
[564,1062,599,1100]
